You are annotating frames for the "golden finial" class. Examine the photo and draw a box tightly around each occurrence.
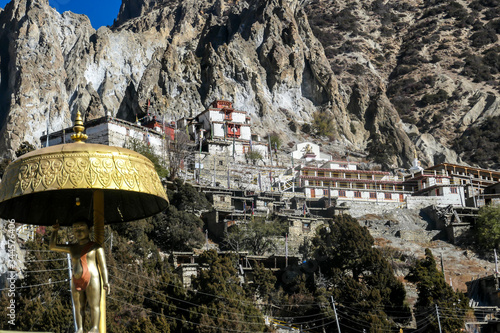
[71,111,88,143]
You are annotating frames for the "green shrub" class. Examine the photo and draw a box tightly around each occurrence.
[391,96,415,116]
[268,132,282,150]
[454,116,500,168]
[245,151,263,165]
[312,111,335,138]
[125,137,169,178]
[474,205,500,252]
[484,7,500,19]
[462,54,494,82]
[445,1,468,20]
[419,89,449,106]
[334,9,360,33]
[387,78,425,97]
[348,63,365,75]
[389,64,416,79]
[483,46,500,73]
[470,28,498,47]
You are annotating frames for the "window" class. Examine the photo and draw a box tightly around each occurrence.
[323,189,329,196]
[303,223,311,232]
[220,197,225,202]
[451,187,458,194]
[436,178,442,184]
[384,193,392,200]
[354,191,361,198]
[339,190,346,197]
[369,192,377,199]
[219,161,224,166]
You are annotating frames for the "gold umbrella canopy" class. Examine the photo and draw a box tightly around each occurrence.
[0,113,169,226]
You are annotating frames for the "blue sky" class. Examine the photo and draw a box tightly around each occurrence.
[0,0,122,29]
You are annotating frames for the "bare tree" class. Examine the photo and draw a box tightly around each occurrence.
[166,131,195,181]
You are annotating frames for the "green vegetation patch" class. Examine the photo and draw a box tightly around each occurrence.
[453,115,500,168]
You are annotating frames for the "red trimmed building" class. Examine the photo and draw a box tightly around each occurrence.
[402,169,466,207]
[292,161,411,203]
[182,100,268,160]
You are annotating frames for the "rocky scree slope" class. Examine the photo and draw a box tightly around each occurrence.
[305,0,500,169]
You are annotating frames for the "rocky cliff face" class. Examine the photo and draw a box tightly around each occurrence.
[0,0,499,170]
[305,0,500,169]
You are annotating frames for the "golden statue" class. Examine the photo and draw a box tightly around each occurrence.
[49,221,110,333]
[0,111,168,333]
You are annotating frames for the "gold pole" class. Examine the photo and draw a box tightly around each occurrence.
[93,190,106,333]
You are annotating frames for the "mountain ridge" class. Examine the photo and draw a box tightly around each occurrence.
[0,0,499,170]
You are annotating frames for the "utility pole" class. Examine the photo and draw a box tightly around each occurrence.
[268,136,273,166]
[435,304,442,333]
[285,233,288,267]
[46,120,50,147]
[213,157,216,187]
[67,245,77,330]
[440,253,445,280]
[198,131,202,184]
[110,232,113,252]
[331,297,341,333]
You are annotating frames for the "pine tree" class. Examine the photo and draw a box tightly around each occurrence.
[406,248,470,333]
[0,235,73,332]
[311,214,410,332]
[188,250,266,333]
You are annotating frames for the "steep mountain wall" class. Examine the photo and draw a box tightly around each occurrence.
[305,0,500,169]
[1,0,500,170]
[0,0,417,167]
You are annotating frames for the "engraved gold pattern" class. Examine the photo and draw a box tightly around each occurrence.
[0,143,168,203]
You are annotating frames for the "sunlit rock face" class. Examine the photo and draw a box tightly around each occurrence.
[7,0,499,169]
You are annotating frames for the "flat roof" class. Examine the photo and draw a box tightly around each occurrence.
[427,163,500,176]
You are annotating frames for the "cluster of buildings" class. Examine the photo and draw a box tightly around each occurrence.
[30,99,500,331]
[40,99,500,216]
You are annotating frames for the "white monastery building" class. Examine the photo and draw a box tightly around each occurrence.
[184,100,268,161]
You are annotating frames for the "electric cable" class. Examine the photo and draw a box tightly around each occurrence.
[0,279,68,291]
[109,273,265,319]
[111,283,266,328]
[108,295,267,333]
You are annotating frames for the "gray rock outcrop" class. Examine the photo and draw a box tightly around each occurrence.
[5,0,498,170]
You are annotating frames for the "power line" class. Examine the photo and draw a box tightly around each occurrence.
[111,283,265,327]
[24,258,67,263]
[110,265,333,308]
[0,279,68,291]
[107,296,265,333]
[22,268,68,274]
[110,274,264,320]
[22,249,56,252]
[111,273,341,330]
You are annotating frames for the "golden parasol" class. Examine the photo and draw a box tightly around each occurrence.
[0,111,168,226]
[0,111,169,332]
